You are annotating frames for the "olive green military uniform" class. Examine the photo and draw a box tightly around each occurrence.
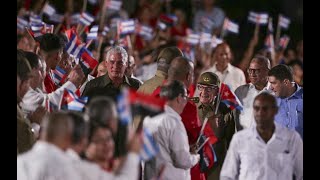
[195,72,236,180]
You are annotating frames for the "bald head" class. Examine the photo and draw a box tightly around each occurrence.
[168,56,193,86]
[157,46,183,73]
[41,111,73,150]
[251,55,271,70]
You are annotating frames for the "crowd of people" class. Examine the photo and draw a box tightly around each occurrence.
[17,0,303,179]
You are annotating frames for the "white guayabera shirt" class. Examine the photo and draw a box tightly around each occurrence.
[220,123,303,180]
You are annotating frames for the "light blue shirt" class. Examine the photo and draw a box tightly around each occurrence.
[274,84,303,139]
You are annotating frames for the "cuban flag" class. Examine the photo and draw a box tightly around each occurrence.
[118,19,135,37]
[49,13,64,23]
[29,23,45,37]
[135,23,153,40]
[186,31,200,45]
[117,35,130,48]
[52,66,67,85]
[42,3,56,16]
[17,17,29,30]
[248,11,269,25]
[223,18,239,34]
[116,88,132,126]
[219,83,243,111]
[200,32,212,45]
[278,14,290,29]
[157,14,176,30]
[105,0,122,11]
[80,12,95,26]
[278,35,290,50]
[87,25,99,40]
[45,98,58,113]
[79,48,99,75]
[140,128,160,161]
[65,29,86,58]
[264,18,275,53]
[29,14,42,25]
[102,26,110,36]
[60,89,88,111]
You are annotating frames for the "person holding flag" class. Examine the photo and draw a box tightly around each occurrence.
[194,72,236,180]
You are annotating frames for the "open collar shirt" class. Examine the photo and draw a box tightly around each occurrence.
[220,123,303,180]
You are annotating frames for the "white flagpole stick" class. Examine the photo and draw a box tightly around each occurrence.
[86,39,93,48]
[196,137,210,153]
[275,15,282,46]
[196,117,208,144]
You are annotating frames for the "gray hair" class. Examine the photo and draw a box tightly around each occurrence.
[105,46,128,64]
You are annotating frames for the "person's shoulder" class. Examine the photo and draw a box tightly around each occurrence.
[235,84,250,94]
[127,76,142,89]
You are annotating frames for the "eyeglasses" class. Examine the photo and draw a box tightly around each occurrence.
[197,85,218,92]
[247,68,263,75]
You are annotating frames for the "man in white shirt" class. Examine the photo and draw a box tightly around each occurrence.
[234,55,272,130]
[17,111,81,180]
[201,43,246,92]
[220,92,303,180]
[20,51,84,115]
[144,80,200,180]
[65,111,141,180]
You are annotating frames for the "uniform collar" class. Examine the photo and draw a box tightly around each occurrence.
[100,73,132,87]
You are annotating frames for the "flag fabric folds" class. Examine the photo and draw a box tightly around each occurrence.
[60,89,88,112]
[278,14,290,29]
[219,83,243,111]
[140,128,160,161]
[248,11,269,25]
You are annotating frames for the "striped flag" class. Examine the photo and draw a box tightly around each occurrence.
[80,12,95,26]
[223,18,239,34]
[42,3,56,16]
[29,14,42,25]
[17,17,29,30]
[105,0,122,11]
[135,23,153,40]
[117,19,135,37]
[52,66,67,85]
[87,25,99,40]
[79,48,99,75]
[186,30,200,45]
[116,88,132,125]
[219,83,243,111]
[60,89,88,111]
[278,35,290,50]
[140,128,160,161]
[278,14,290,29]
[65,29,86,58]
[248,11,269,25]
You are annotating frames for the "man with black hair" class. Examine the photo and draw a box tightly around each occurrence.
[220,92,303,180]
[268,64,303,139]
[38,33,84,93]
[144,80,200,180]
